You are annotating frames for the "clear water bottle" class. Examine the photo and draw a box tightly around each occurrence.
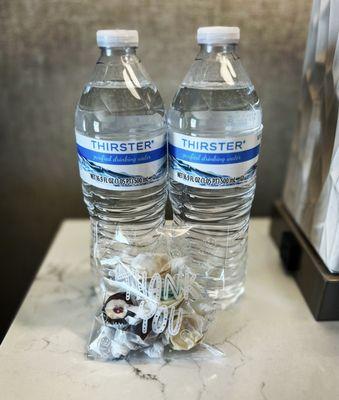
[75,30,167,274]
[168,27,262,308]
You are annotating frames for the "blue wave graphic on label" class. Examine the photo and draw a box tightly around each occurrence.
[76,132,167,190]
[77,144,166,165]
[169,144,259,165]
[169,131,261,189]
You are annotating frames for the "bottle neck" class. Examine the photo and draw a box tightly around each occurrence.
[98,46,138,61]
[91,45,148,86]
[197,43,237,58]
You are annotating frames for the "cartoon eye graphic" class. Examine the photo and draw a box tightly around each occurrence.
[102,293,136,329]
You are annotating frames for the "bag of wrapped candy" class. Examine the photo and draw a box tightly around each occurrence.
[87,225,218,361]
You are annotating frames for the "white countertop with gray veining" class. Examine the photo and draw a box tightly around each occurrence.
[1,218,339,400]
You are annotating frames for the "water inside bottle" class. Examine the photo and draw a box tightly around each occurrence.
[75,82,166,273]
[168,84,262,307]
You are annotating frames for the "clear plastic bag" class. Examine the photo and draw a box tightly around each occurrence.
[87,223,222,361]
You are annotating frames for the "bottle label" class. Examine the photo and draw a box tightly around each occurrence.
[169,130,262,189]
[76,131,166,190]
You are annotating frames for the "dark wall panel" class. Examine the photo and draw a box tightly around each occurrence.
[0,0,311,339]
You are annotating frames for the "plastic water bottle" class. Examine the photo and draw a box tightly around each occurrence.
[75,30,167,273]
[168,27,262,307]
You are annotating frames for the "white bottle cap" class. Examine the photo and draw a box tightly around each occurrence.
[96,30,139,48]
[197,26,240,45]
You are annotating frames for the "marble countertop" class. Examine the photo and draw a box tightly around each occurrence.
[1,218,339,400]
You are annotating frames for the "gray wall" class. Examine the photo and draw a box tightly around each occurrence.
[0,0,311,339]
